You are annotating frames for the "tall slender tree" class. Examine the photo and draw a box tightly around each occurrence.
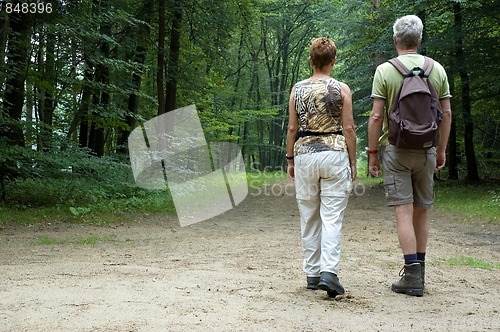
[157,0,166,115]
[165,0,183,113]
[453,1,479,181]
[2,12,33,147]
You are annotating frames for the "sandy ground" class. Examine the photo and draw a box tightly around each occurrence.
[0,180,499,331]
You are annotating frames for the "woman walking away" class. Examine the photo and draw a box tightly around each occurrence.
[286,37,357,298]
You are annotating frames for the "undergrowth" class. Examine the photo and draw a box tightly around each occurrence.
[435,180,500,223]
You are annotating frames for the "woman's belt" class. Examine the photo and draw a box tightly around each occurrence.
[297,130,343,138]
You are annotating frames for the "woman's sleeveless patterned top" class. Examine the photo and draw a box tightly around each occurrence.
[293,77,347,155]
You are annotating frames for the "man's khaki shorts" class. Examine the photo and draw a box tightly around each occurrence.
[381,145,437,208]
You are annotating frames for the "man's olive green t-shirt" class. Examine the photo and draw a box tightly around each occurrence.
[371,54,451,147]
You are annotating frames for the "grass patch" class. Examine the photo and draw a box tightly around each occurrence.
[37,235,68,245]
[435,181,500,223]
[37,234,110,246]
[246,170,288,189]
[75,234,106,245]
[0,207,72,226]
[446,256,500,270]
[0,189,176,226]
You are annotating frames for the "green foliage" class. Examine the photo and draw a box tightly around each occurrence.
[69,206,91,217]
[435,181,500,223]
[1,0,499,222]
[1,138,135,206]
[0,134,175,223]
[446,256,500,270]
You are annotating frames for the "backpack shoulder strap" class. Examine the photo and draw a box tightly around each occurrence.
[422,56,435,77]
[388,58,409,76]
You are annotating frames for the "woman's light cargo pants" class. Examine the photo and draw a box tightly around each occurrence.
[294,151,351,277]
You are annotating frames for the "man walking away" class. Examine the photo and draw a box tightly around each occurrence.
[367,15,452,296]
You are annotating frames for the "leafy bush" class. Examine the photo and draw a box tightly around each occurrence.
[0,136,144,209]
[0,135,179,227]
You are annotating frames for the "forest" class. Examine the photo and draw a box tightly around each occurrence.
[0,0,499,209]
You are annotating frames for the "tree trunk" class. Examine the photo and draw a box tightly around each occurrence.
[66,37,80,141]
[454,2,480,181]
[157,0,166,115]
[0,11,9,88]
[460,71,478,181]
[241,121,249,166]
[266,31,283,169]
[248,50,265,170]
[274,33,289,168]
[258,120,266,171]
[38,30,56,151]
[165,0,183,113]
[117,43,147,154]
[87,0,111,157]
[230,31,245,110]
[88,62,108,157]
[1,12,32,146]
[117,1,153,154]
[88,96,104,156]
[76,60,94,148]
[25,81,34,148]
[447,78,459,180]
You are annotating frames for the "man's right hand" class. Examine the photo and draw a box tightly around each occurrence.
[369,154,380,177]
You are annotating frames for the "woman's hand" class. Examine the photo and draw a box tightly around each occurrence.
[287,161,295,180]
[350,163,357,182]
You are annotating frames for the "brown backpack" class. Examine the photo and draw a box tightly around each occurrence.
[387,56,442,149]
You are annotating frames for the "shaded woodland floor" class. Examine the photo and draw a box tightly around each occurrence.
[1,181,499,331]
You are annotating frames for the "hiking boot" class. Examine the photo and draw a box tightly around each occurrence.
[306,277,320,290]
[391,263,423,297]
[317,272,345,298]
[418,260,425,289]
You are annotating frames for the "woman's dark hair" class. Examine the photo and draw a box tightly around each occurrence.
[310,37,337,69]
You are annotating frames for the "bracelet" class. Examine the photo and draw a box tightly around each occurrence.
[286,154,294,160]
[366,149,378,155]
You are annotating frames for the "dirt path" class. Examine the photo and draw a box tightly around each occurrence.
[0,181,499,331]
